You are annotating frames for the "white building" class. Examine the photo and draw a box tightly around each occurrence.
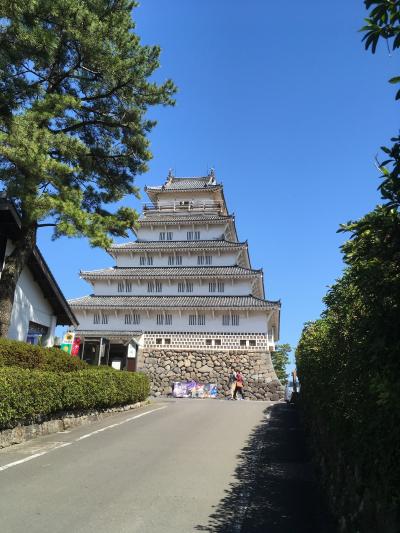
[69,172,281,375]
[0,196,78,345]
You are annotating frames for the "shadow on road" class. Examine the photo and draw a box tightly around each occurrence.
[195,403,335,533]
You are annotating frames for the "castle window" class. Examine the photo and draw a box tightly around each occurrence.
[176,256,182,265]
[125,314,132,325]
[214,339,221,346]
[159,232,166,241]
[189,315,196,326]
[101,314,108,324]
[147,256,153,265]
[139,256,146,265]
[240,339,247,347]
[132,313,140,325]
[222,315,230,326]
[178,282,185,293]
[209,282,216,293]
[155,281,162,292]
[205,255,212,265]
[118,281,124,292]
[164,338,171,345]
[166,232,173,241]
[125,281,132,292]
[93,313,100,324]
[206,339,212,346]
[156,338,162,345]
[217,282,224,292]
[147,281,154,293]
[232,314,239,326]
[165,314,172,325]
[156,314,164,325]
[186,282,193,293]
[187,231,193,240]
[197,256,204,265]
[168,255,175,265]
[249,340,256,347]
[198,314,206,325]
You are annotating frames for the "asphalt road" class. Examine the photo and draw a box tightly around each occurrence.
[0,400,333,533]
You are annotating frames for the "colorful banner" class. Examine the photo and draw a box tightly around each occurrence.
[60,331,75,354]
[173,381,218,399]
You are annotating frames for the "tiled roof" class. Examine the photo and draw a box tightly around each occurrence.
[80,266,261,279]
[68,295,280,310]
[138,213,233,225]
[145,177,220,192]
[108,239,246,253]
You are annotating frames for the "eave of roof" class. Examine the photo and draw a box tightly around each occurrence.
[0,197,78,326]
[68,294,280,310]
[80,265,262,280]
[108,239,247,253]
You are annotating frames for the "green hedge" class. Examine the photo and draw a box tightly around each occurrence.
[0,338,88,371]
[0,367,150,429]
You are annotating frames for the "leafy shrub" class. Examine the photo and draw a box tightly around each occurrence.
[0,367,150,428]
[0,338,88,371]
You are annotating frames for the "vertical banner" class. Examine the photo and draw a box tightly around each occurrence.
[71,336,81,356]
[60,331,74,354]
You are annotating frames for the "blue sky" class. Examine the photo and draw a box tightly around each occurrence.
[39,1,398,368]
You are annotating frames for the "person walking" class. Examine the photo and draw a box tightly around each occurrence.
[233,370,245,400]
[228,369,237,399]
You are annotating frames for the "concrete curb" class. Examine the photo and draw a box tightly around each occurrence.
[0,399,151,449]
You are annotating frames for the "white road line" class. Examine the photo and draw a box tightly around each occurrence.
[75,406,166,441]
[0,443,71,472]
[0,406,166,473]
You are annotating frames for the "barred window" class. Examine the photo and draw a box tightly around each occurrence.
[125,281,132,292]
[209,282,216,293]
[194,231,200,240]
[205,255,212,265]
[217,282,224,292]
[93,313,100,324]
[189,315,196,326]
[164,338,171,345]
[132,313,140,325]
[155,281,162,292]
[176,256,182,265]
[197,256,204,265]
[159,232,166,241]
[206,339,212,346]
[166,232,173,241]
[214,339,221,346]
[186,282,193,293]
[222,315,230,326]
[240,339,247,347]
[156,314,164,325]
[139,256,146,266]
[249,339,256,347]
[178,282,185,293]
[101,314,108,324]
[125,314,132,325]
[165,314,172,325]
[118,282,124,292]
[147,256,153,266]
[198,314,205,325]
[232,314,239,326]
[156,338,162,344]
[168,255,175,265]
[147,281,154,293]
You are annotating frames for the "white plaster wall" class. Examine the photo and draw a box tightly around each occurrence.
[92,278,253,296]
[115,251,239,268]
[155,191,215,207]
[7,266,57,344]
[75,309,269,334]
[137,224,226,242]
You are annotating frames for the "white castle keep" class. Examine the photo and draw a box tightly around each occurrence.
[69,171,282,397]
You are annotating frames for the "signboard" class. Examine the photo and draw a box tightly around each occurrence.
[173,381,218,399]
[60,331,75,355]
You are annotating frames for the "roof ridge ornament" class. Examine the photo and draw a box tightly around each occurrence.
[208,167,216,185]
[167,168,174,184]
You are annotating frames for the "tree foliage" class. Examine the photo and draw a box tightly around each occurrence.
[0,0,176,334]
[271,343,291,384]
[296,2,400,529]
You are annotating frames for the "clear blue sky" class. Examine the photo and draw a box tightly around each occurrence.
[39,1,398,368]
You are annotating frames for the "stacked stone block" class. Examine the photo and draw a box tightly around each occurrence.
[137,349,284,401]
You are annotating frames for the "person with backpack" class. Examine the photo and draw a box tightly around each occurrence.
[228,369,237,399]
[233,370,245,400]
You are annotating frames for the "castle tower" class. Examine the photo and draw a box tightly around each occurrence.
[69,172,283,399]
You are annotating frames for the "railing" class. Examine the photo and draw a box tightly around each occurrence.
[142,201,222,212]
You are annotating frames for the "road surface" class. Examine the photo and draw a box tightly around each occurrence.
[0,399,333,532]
